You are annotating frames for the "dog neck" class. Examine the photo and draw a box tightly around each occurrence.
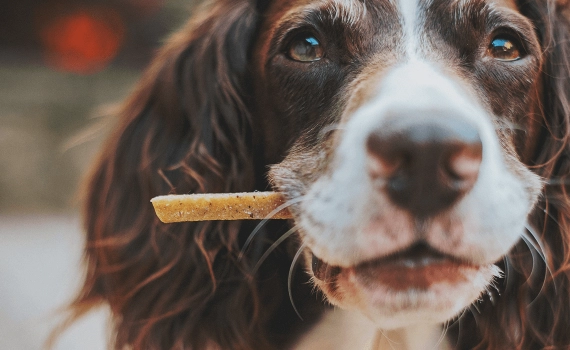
[368,323,450,350]
[293,309,449,350]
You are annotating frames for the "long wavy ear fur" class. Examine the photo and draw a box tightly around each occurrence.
[52,1,313,349]
[449,1,570,349]
[56,0,570,349]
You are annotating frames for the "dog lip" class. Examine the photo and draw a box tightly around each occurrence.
[311,243,472,283]
[354,243,479,291]
[356,242,462,269]
[312,253,342,282]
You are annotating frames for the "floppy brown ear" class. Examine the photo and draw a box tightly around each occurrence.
[449,2,570,349]
[57,1,283,349]
[523,1,570,346]
[557,1,570,23]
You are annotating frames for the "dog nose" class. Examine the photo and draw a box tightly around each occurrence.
[366,119,482,218]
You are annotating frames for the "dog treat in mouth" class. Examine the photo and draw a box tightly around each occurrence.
[151,192,293,223]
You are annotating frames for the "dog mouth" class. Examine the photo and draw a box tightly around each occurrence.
[312,243,477,290]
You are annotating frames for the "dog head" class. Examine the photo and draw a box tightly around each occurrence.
[67,0,570,349]
[262,0,544,329]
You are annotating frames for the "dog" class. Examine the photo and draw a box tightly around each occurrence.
[65,0,570,349]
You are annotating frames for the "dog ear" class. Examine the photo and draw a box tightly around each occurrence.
[450,2,570,348]
[557,0,570,19]
[59,1,279,349]
[523,3,570,347]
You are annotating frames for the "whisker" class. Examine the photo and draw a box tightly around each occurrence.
[288,242,307,321]
[536,204,562,230]
[251,225,300,275]
[520,234,540,275]
[471,302,481,314]
[451,309,468,349]
[239,196,306,260]
[522,224,558,293]
[543,177,570,185]
[434,320,450,350]
[466,304,482,334]
[519,235,549,304]
[503,255,511,289]
[523,224,548,264]
[468,305,480,328]
[448,308,467,331]
[486,277,501,307]
[376,329,398,350]
[523,224,554,277]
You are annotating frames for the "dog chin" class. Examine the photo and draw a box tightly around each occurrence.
[312,254,502,330]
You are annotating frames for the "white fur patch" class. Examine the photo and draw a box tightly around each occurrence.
[398,0,420,57]
[299,57,541,328]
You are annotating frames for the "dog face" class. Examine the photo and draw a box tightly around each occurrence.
[71,0,570,348]
[256,0,544,329]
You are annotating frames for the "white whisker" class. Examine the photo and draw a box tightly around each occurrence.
[537,204,563,231]
[523,224,548,264]
[520,234,541,280]
[520,234,550,306]
[434,320,450,350]
[467,306,480,328]
[239,196,305,260]
[523,224,556,292]
[377,329,398,350]
[251,225,300,274]
[471,303,481,314]
[288,242,307,320]
[450,309,468,349]
[449,308,467,330]
[544,177,570,185]
[503,255,511,289]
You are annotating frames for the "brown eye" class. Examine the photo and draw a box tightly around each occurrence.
[488,36,521,61]
[288,35,323,62]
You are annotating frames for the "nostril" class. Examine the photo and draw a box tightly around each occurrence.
[366,133,405,178]
[443,142,483,190]
[450,144,483,175]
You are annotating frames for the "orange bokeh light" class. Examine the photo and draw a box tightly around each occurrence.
[40,9,125,74]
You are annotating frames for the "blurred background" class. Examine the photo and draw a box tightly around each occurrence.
[0,0,196,348]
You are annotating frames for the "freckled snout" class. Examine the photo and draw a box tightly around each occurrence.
[366,118,482,218]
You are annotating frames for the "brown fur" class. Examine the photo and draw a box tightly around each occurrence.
[55,0,570,349]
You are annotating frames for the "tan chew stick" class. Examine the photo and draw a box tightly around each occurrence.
[151,192,293,223]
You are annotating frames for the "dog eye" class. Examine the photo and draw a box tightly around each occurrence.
[288,34,323,62]
[488,36,521,61]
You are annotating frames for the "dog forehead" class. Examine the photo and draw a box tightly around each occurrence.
[259,0,521,50]
[396,0,519,30]
[397,0,519,12]
[264,0,371,23]
[265,0,519,17]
